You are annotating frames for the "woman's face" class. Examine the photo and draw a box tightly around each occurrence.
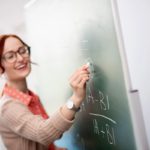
[1,37,31,81]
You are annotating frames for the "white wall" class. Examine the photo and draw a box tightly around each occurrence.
[116,0,150,147]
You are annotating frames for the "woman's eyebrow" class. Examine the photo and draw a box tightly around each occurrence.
[5,45,24,53]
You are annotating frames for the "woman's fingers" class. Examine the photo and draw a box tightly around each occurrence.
[69,64,90,102]
[69,64,89,79]
[70,70,88,81]
[69,65,89,83]
[70,72,89,88]
[81,63,89,72]
[78,76,89,88]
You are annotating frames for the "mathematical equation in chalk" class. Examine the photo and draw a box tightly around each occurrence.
[80,87,110,112]
[79,87,117,145]
[91,117,116,145]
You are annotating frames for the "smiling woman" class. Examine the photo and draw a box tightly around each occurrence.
[0,34,90,150]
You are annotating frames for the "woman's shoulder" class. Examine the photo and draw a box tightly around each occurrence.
[0,94,25,106]
[0,95,14,118]
[0,94,26,111]
[0,94,30,120]
[0,95,13,108]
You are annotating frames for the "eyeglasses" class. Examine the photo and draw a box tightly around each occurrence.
[2,46,30,64]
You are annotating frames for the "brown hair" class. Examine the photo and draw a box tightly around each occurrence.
[0,34,29,73]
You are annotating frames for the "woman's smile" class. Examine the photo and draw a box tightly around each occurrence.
[15,62,28,70]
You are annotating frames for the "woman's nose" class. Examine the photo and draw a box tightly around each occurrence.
[16,53,24,61]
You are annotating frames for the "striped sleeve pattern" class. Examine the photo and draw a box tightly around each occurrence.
[0,99,74,147]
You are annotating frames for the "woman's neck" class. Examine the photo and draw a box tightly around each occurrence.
[7,79,28,93]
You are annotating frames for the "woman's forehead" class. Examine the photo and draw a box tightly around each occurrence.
[3,37,23,53]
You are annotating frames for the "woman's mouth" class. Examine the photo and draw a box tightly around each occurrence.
[15,63,28,70]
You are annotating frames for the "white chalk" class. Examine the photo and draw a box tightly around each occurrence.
[86,62,91,75]
[86,62,90,67]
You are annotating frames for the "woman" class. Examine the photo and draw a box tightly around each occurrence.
[0,34,89,150]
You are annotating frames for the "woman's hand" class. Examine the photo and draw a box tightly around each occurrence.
[69,64,89,107]
[61,64,89,121]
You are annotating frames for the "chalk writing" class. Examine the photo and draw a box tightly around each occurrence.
[87,88,117,145]
[98,91,109,110]
[79,65,117,146]
[93,119,100,135]
[92,119,116,145]
[89,113,117,124]
[87,86,95,104]
[86,87,110,111]
[106,124,116,145]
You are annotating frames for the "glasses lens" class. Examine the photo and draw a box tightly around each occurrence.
[4,52,16,63]
[18,47,29,57]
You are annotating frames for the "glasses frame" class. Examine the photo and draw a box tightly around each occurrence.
[1,46,31,64]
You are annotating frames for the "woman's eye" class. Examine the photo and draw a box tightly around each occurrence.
[6,54,14,59]
[19,48,26,54]
[19,49,26,54]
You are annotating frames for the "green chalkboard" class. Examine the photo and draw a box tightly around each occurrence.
[54,0,136,150]
[25,0,141,149]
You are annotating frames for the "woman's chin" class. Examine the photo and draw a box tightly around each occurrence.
[17,65,31,76]
[12,69,31,80]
